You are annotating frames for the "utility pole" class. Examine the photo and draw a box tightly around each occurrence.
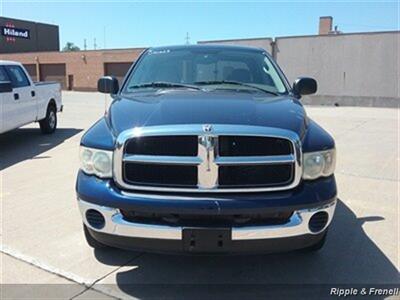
[185,32,190,45]
[84,39,87,51]
[94,38,97,50]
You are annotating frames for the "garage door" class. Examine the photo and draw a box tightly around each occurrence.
[23,64,37,82]
[104,62,132,86]
[39,63,66,90]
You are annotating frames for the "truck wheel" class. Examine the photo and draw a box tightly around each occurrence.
[83,224,108,249]
[303,230,328,252]
[39,104,57,134]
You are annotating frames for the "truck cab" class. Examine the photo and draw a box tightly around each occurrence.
[0,61,62,134]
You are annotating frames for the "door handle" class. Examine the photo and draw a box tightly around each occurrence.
[31,91,35,97]
[14,93,19,100]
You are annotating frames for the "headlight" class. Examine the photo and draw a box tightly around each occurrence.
[303,149,336,180]
[79,146,113,178]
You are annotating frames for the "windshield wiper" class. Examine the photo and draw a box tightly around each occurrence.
[194,80,279,96]
[128,81,201,90]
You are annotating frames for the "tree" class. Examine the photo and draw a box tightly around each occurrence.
[62,42,80,52]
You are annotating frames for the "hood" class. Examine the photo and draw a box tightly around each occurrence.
[108,90,308,137]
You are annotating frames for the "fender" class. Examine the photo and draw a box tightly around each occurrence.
[302,119,335,152]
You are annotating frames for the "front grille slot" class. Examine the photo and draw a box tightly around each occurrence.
[120,210,294,227]
[219,164,294,187]
[125,136,198,156]
[219,136,292,156]
[124,163,197,187]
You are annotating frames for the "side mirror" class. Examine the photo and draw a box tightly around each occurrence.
[97,76,119,94]
[0,81,12,93]
[292,77,317,97]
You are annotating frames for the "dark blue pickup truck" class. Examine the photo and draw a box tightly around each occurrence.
[76,45,337,254]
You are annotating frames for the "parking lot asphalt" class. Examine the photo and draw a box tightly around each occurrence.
[1,91,399,299]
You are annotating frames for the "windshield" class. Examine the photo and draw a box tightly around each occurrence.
[123,48,288,94]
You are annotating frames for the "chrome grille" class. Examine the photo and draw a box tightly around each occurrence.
[113,124,302,193]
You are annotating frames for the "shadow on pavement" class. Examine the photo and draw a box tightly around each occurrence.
[0,128,82,171]
[94,199,399,299]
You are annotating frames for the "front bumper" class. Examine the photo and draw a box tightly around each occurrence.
[78,198,336,254]
[76,171,337,253]
[79,199,336,240]
[80,199,335,254]
[86,226,328,254]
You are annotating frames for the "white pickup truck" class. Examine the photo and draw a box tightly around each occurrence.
[0,60,62,134]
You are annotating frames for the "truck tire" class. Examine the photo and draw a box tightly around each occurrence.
[39,104,57,134]
[83,224,108,249]
[303,230,328,252]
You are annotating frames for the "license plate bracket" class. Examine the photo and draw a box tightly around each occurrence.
[183,228,232,253]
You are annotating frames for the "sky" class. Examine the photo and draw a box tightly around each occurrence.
[0,0,398,50]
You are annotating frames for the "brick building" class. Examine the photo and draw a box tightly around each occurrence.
[0,48,145,90]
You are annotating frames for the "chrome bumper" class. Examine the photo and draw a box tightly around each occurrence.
[78,199,336,241]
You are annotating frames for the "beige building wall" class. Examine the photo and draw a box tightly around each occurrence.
[275,32,399,106]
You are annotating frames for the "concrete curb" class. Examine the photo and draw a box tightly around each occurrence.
[302,95,400,108]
